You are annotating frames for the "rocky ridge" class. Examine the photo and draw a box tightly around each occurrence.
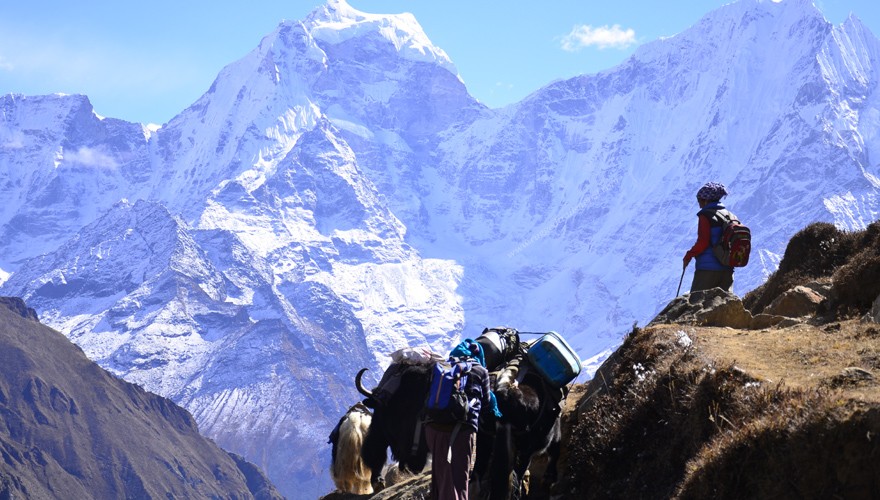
[560,220,880,498]
[0,296,281,499]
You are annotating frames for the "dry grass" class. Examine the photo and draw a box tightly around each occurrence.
[558,322,880,499]
[689,321,880,401]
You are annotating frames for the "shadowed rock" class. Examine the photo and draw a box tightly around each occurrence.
[763,285,826,318]
[0,296,38,321]
[652,288,786,329]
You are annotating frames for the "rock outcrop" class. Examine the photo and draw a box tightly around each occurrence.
[763,284,826,318]
[651,288,785,329]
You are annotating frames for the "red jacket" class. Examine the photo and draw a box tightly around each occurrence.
[685,215,711,260]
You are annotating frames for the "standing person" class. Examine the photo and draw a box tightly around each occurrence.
[683,182,736,293]
[425,340,500,500]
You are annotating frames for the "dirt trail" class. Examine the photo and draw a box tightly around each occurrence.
[682,320,880,402]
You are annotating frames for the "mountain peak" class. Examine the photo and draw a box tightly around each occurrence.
[718,0,826,29]
[630,0,829,70]
[303,0,457,76]
[841,10,876,39]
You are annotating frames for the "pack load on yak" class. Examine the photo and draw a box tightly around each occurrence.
[526,330,582,388]
[474,326,520,369]
[357,347,444,409]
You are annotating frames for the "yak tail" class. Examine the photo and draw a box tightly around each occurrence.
[331,410,373,495]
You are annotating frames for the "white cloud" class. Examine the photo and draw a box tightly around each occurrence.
[1,130,25,149]
[63,146,118,169]
[0,55,13,71]
[561,24,637,51]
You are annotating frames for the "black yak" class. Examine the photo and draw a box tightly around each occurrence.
[487,355,564,500]
[350,329,524,491]
[355,362,434,489]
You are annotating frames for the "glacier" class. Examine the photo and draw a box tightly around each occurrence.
[3,0,880,496]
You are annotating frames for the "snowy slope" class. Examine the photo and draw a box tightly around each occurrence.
[0,94,154,269]
[3,0,880,496]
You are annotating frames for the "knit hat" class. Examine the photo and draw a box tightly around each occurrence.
[696,182,728,201]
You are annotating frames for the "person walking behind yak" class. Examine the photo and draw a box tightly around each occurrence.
[682,182,736,293]
[425,339,499,500]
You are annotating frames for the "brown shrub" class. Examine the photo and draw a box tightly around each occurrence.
[563,328,775,499]
[831,221,880,314]
[744,222,860,314]
[676,404,880,499]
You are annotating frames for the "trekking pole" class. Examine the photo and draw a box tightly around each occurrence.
[676,263,686,297]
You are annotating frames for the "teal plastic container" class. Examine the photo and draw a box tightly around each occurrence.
[527,331,582,387]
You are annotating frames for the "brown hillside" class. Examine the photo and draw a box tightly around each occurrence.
[0,297,282,499]
[561,321,880,500]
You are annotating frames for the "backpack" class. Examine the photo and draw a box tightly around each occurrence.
[425,358,473,425]
[711,211,751,267]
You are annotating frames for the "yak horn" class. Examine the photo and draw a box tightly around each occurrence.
[355,368,373,397]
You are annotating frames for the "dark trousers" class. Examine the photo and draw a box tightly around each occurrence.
[425,424,476,500]
[691,269,734,293]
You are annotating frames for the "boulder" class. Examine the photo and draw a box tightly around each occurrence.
[802,278,833,298]
[822,367,876,389]
[763,285,825,318]
[651,288,785,330]
[868,294,880,323]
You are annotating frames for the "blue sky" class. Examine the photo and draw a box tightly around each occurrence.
[1,0,877,125]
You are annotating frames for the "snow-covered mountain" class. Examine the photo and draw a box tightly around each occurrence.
[418,0,880,351]
[3,0,880,495]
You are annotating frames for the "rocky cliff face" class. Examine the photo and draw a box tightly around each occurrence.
[0,296,281,499]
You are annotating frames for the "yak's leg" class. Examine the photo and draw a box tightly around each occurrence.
[360,425,389,490]
[398,417,430,474]
[542,434,561,487]
[471,421,497,499]
[510,459,530,500]
[473,424,494,481]
[489,425,514,500]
